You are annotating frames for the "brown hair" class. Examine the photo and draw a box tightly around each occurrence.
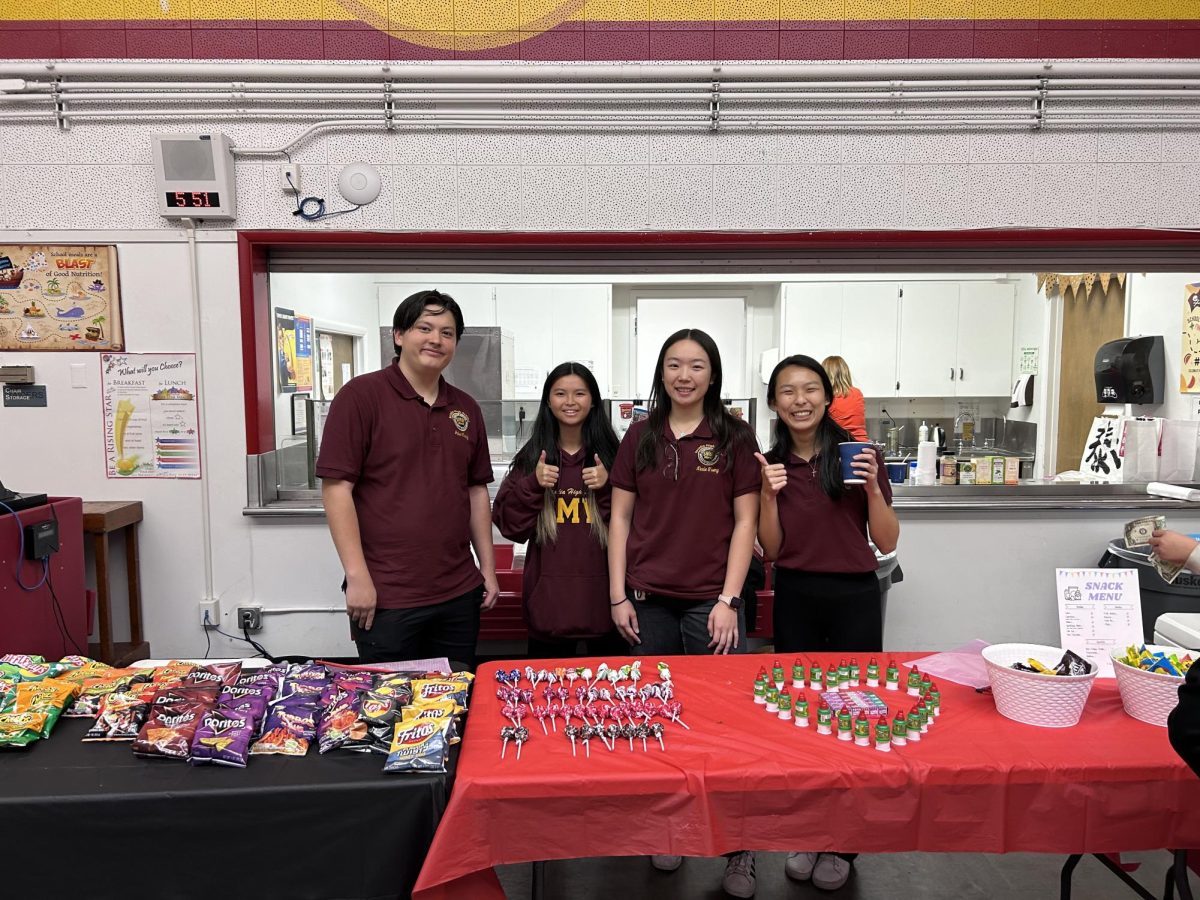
[821,355,854,398]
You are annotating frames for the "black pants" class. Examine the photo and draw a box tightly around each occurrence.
[773,567,881,865]
[772,568,882,655]
[350,585,483,669]
[527,630,628,660]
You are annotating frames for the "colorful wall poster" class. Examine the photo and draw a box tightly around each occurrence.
[275,307,298,394]
[295,314,314,392]
[1183,283,1200,393]
[0,245,123,352]
[101,353,201,479]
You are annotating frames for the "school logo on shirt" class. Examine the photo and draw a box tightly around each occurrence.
[449,409,470,434]
[695,443,721,473]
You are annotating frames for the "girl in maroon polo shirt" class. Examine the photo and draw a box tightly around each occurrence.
[608,328,760,898]
[756,354,899,893]
[492,362,622,659]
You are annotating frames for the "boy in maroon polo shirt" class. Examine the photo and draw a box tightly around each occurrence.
[316,290,499,667]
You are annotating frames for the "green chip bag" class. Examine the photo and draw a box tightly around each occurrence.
[0,711,48,748]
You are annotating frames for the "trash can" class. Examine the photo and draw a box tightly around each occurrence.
[875,549,903,627]
[1098,538,1200,644]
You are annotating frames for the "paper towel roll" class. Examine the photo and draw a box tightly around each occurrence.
[916,441,938,485]
[1147,482,1200,503]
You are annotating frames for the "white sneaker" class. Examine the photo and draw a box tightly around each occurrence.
[812,854,853,891]
[721,851,756,898]
[650,854,683,872]
[784,851,819,881]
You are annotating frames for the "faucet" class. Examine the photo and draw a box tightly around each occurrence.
[954,410,976,451]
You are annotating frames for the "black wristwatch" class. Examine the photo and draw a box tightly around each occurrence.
[718,593,744,610]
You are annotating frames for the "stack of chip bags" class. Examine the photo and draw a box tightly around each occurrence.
[190,666,280,768]
[384,672,473,773]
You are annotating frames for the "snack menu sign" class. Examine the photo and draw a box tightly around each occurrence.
[1056,568,1142,678]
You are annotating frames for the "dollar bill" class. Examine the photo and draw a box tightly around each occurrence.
[1125,515,1165,549]
[1151,552,1187,585]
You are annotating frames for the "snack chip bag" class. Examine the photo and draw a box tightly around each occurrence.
[317,691,371,754]
[83,689,153,741]
[250,704,318,757]
[400,700,461,744]
[151,661,198,685]
[133,695,212,760]
[190,706,257,767]
[410,678,470,709]
[13,679,79,736]
[0,711,49,748]
[67,671,145,719]
[183,661,243,690]
[383,716,451,773]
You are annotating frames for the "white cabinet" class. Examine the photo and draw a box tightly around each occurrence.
[897,282,959,397]
[955,282,1017,396]
[897,281,1016,397]
[782,282,900,397]
[495,283,612,398]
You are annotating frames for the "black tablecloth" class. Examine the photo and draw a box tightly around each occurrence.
[1,717,456,900]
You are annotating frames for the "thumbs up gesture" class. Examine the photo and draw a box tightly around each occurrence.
[535,450,560,489]
[755,451,787,498]
[582,453,608,490]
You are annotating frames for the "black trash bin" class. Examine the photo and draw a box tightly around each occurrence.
[1098,538,1200,643]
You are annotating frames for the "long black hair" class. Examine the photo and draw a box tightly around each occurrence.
[765,354,852,501]
[635,328,756,473]
[509,362,619,546]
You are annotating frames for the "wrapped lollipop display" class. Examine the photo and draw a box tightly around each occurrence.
[494,660,682,760]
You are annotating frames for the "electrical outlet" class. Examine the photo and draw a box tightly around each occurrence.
[199,598,220,627]
[280,164,300,193]
[238,606,263,632]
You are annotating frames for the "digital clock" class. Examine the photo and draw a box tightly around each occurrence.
[165,191,221,209]
[152,133,237,219]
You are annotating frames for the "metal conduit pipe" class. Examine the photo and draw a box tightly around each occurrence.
[5,60,1200,80]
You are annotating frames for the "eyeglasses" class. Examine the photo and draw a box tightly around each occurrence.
[661,442,680,482]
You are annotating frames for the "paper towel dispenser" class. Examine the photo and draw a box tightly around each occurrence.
[1094,335,1164,405]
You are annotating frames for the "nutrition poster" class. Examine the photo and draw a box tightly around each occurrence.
[1183,282,1200,393]
[1056,568,1143,678]
[101,353,201,479]
[0,244,123,351]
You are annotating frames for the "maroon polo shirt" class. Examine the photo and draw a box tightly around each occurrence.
[610,417,759,601]
[315,362,494,609]
[770,447,892,574]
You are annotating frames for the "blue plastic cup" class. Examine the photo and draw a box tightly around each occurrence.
[838,441,874,485]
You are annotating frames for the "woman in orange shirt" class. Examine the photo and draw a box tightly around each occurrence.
[821,356,868,442]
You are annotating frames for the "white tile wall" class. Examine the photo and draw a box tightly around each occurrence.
[393,165,458,229]
[585,165,649,230]
[520,165,589,229]
[1,115,1199,231]
[648,163,713,228]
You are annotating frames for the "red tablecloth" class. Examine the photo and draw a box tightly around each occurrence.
[412,653,1200,900]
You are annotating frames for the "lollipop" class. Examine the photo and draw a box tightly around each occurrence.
[630,660,642,685]
[513,726,530,760]
[663,700,690,730]
[598,687,612,701]
[532,704,549,735]
[622,722,637,751]
[649,721,666,751]
[519,689,534,704]
[580,724,594,758]
[604,723,621,751]
[500,725,515,759]
[547,703,560,732]
[508,668,522,686]
[619,664,632,683]
[657,661,672,683]
[524,665,536,685]
[564,724,579,757]
[634,723,649,752]
[590,664,608,688]
[566,669,580,689]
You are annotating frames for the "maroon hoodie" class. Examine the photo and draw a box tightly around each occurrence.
[492,447,612,639]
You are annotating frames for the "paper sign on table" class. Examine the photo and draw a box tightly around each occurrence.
[1056,568,1143,678]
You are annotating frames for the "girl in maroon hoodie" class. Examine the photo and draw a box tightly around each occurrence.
[492,362,622,658]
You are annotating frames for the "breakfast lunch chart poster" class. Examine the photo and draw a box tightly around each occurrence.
[101,353,201,479]
[0,245,123,351]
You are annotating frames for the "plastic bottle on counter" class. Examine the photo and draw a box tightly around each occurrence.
[918,420,929,443]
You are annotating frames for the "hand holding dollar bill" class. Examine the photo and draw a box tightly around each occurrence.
[1124,515,1165,549]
